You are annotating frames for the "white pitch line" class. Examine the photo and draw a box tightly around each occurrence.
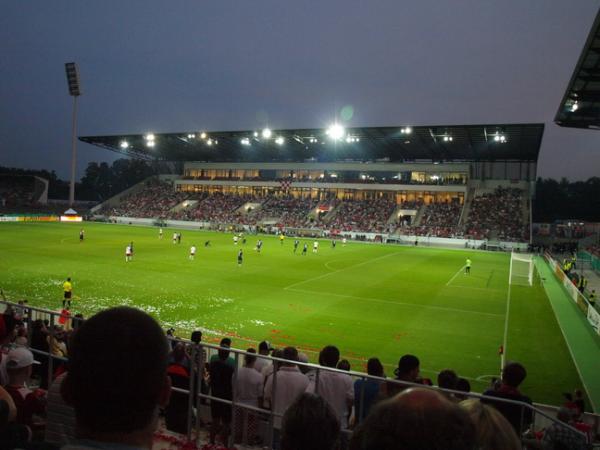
[286,287,503,318]
[446,265,466,286]
[283,251,401,291]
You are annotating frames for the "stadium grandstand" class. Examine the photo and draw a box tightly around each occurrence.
[82,123,542,248]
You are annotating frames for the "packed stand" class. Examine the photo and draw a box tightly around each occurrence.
[327,198,397,233]
[170,192,260,224]
[101,180,188,219]
[246,196,319,227]
[464,187,527,241]
[407,201,462,238]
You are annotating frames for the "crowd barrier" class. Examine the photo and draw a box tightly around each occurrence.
[0,300,594,448]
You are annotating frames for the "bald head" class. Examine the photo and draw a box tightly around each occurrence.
[350,388,476,450]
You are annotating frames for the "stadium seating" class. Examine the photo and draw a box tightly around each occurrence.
[0,175,39,209]
[326,198,397,233]
[464,187,527,242]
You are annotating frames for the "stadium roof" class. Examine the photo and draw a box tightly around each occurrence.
[80,123,544,163]
[555,8,600,129]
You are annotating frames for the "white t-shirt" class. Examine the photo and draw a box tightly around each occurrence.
[125,246,131,255]
[306,370,353,428]
[233,366,264,408]
[190,246,196,254]
[254,354,271,374]
[264,366,309,428]
[313,241,318,248]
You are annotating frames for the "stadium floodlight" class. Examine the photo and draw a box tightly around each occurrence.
[401,127,412,134]
[326,123,345,140]
[65,63,81,97]
[207,139,213,146]
[146,140,155,148]
[253,131,259,137]
[64,62,82,208]
[262,128,272,139]
[275,136,285,145]
[145,134,155,141]
[571,101,579,112]
[241,138,251,146]
[120,141,129,149]
[200,132,207,139]
[187,134,195,139]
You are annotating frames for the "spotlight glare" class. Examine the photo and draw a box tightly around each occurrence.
[145,134,155,141]
[253,131,259,137]
[207,139,213,146]
[200,132,207,139]
[120,141,129,149]
[326,124,345,140]
[443,136,449,142]
[275,136,284,145]
[494,135,500,142]
[571,101,579,112]
[146,140,155,148]
[405,127,412,134]
[262,128,272,139]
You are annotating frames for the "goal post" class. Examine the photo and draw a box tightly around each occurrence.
[509,252,534,286]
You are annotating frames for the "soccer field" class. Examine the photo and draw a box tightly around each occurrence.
[0,222,585,405]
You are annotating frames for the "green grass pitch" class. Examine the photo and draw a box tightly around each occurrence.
[0,222,585,405]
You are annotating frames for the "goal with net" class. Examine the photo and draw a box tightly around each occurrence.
[509,252,534,286]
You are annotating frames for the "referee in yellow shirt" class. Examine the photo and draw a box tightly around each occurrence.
[63,277,73,308]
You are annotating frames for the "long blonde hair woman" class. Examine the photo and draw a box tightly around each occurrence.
[460,398,522,450]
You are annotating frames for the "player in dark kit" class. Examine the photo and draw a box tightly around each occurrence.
[302,243,308,256]
[332,240,336,249]
[205,240,211,247]
[79,229,84,242]
[294,240,299,253]
[237,249,243,266]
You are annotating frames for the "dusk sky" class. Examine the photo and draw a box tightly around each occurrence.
[1,1,599,181]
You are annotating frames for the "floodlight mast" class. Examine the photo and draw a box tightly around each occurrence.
[65,62,81,207]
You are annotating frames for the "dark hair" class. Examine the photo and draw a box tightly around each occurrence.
[220,337,232,347]
[190,330,202,344]
[319,345,340,368]
[502,362,526,387]
[395,354,420,378]
[62,307,169,433]
[350,388,476,450]
[244,348,257,366]
[337,359,351,371]
[366,358,384,377]
[456,377,471,393]
[437,369,458,390]
[281,393,340,450]
[282,346,298,363]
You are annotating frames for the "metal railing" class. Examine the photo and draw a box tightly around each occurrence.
[0,300,593,448]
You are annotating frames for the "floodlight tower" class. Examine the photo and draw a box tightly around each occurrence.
[65,62,81,207]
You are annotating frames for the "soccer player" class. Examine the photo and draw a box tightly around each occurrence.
[302,243,308,256]
[63,277,73,308]
[125,244,133,262]
[313,240,319,253]
[190,245,197,260]
[279,233,285,245]
[332,239,336,249]
[255,239,263,253]
[159,228,163,239]
[79,229,84,242]
[173,232,177,244]
[233,235,239,245]
[177,233,182,244]
[294,239,299,253]
[237,249,243,266]
[205,240,211,247]
[342,237,347,246]
[465,258,471,275]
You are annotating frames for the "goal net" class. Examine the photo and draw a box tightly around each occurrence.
[509,252,534,286]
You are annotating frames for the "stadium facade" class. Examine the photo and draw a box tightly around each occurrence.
[81,123,543,249]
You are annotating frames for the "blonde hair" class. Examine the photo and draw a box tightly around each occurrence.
[460,398,521,450]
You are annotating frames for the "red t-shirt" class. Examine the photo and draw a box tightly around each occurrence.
[5,384,46,427]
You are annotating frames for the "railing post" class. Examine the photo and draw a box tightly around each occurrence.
[186,343,197,442]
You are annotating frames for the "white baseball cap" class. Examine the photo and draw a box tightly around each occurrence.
[6,347,40,369]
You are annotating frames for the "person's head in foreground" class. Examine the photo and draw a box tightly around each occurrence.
[460,398,521,450]
[281,393,340,450]
[62,306,171,449]
[350,387,476,450]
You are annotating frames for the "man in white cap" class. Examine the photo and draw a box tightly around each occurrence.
[4,346,46,430]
